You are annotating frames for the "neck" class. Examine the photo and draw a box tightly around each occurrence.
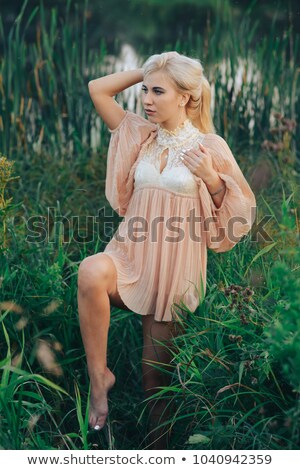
[159,113,189,133]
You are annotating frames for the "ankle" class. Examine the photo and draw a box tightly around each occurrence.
[89,366,109,379]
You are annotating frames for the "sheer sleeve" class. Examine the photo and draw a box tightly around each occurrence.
[105,111,156,216]
[194,133,257,252]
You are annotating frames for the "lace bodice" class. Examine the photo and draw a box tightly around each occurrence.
[133,119,205,196]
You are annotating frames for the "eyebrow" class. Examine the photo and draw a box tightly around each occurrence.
[141,84,166,91]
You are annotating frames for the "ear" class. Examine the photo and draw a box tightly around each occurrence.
[181,93,190,106]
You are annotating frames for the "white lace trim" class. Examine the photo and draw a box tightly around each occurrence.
[157,118,190,136]
[133,120,206,195]
[139,120,205,172]
[156,119,202,148]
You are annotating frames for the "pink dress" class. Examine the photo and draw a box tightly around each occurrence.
[103,111,256,322]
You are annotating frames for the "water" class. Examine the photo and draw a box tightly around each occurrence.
[90,43,281,149]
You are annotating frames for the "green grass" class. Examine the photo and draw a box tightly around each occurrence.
[0,0,300,450]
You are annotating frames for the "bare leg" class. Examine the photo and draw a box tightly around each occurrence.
[141,314,185,449]
[77,253,130,430]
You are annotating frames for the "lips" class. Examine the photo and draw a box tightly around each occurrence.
[145,109,155,114]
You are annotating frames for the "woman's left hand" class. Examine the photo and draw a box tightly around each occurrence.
[180,143,216,182]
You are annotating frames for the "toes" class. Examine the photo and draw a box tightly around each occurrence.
[89,415,96,428]
[89,412,107,431]
[95,414,107,430]
[92,419,105,431]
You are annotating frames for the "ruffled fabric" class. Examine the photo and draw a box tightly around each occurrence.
[104,185,207,322]
[194,134,257,252]
[105,111,157,216]
[103,111,257,321]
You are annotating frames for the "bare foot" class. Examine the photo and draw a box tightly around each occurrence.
[89,367,116,430]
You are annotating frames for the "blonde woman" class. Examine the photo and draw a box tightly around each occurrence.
[77,51,256,449]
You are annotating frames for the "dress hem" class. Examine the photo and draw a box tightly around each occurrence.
[104,251,186,323]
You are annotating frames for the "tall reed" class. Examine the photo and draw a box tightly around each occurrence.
[0,0,299,450]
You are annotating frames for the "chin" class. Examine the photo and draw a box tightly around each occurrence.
[145,114,158,122]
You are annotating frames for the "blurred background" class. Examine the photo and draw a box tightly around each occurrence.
[0,0,299,452]
[1,0,300,53]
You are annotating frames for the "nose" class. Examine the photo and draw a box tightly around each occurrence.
[143,92,153,107]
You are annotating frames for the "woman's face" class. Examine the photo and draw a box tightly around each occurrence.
[141,71,188,131]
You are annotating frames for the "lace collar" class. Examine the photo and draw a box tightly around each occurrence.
[156,118,202,148]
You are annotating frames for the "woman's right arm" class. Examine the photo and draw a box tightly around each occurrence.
[88,68,144,131]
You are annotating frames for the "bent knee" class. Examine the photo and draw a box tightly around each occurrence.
[78,253,116,293]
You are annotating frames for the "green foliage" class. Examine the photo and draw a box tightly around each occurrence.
[264,253,300,393]
[0,0,299,158]
[0,0,300,451]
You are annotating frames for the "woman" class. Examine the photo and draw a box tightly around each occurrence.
[77,51,256,449]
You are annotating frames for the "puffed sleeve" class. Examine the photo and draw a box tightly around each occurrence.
[105,111,157,216]
[194,133,257,252]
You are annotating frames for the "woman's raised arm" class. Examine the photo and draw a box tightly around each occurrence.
[88,69,144,131]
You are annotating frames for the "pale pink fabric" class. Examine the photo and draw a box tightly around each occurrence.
[103,111,256,322]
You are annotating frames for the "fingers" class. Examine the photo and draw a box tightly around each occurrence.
[180,147,203,163]
[198,142,207,153]
[179,152,198,174]
[185,144,204,157]
[180,152,195,164]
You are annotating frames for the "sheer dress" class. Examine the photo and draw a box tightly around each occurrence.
[103,111,256,322]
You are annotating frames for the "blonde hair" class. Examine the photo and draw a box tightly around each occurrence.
[142,51,216,134]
